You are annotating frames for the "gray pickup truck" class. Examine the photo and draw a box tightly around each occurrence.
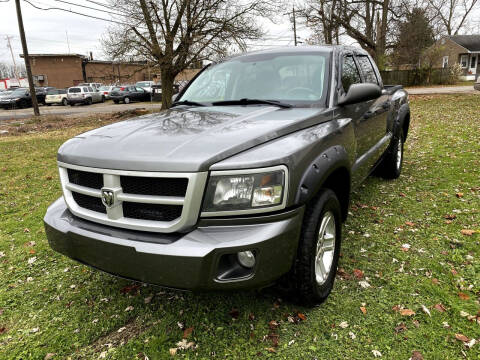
[44,46,410,304]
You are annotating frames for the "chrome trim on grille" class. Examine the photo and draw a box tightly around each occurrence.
[58,161,208,233]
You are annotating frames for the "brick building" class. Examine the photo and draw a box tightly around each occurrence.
[20,54,201,88]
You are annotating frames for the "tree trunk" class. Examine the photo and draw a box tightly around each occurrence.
[161,68,176,109]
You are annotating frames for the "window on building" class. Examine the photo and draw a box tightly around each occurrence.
[442,56,449,68]
[470,56,477,69]
[341,55,362,92]
[460,55,468,68]
[356,55,379,85]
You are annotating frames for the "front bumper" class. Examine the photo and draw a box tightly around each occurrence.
[44,197,304,290]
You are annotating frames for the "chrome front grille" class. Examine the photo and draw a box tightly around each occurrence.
[58,162,208,233]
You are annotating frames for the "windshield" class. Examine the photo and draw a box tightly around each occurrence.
[179,52,330,106]
[47,90,59,95]
[11,89,27,95]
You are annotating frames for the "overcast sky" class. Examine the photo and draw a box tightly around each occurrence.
[0,0,310,65]
[0,0,478,66]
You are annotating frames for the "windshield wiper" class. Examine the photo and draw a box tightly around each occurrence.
[171,100,205,107]
[212,98,292,108]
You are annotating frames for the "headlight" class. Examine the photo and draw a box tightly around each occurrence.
[201,165,288,216]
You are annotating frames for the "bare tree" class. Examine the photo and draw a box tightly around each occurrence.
[302,0,342,44]
[302,0,405,68]
[0,62,26,79]
[422,0,478,35]
[103,0,276,108]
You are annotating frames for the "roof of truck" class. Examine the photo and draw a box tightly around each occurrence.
[224,45,369,62]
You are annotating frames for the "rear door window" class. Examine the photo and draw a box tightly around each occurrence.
[356,55,379,85]
[69,88,81,93]
[341,55,362,92]
[88,87,94,92]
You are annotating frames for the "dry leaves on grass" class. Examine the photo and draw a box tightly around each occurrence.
[434,304,446,312]
[400,309,416,316]
[461,229,476,236]
[353,269,364,279]
[360,306,367,315]
[411,350,424,360]
[455,333,469,342]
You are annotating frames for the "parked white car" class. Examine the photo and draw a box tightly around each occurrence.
[45,89,68,106]
[67,86,105,106]
[98,85,116,99]
[136,81,155,93]
[78,82,102,91]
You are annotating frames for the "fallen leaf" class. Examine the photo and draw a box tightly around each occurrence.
[0,327,6,334]
[394,323,407,333]
[24,228,30,233]
[297,313,307,321]
[117,327,126,333]
[431,278,439,285]
[248,313,255,321]
[338,321,349,329]
[229,308,240,319]
[144,295,153,304]
[169,348,177,356]
[456,192,464,198]
[27,257,37,265]
[372,349,382,357]
[265,347,276,353]
[466,339,477,349]
[358,280,371,288]
[360,306,367,315]
[444,214,456,220]
[455,333,469,343]
[432,303,445,312]
[401,243,411,252]
[99,352,107,359]
[183,327,193,339]
[411,350,423,360]
[124,306,134,312]
[458,292,470,300]
[405,221,415,227]
[353,269,364,279]
[400,309,415,316]
[461,229,475,236]
[31,327,39,333]
[421,305,431,317]
[349,331,356,339]
[268,320,279,330]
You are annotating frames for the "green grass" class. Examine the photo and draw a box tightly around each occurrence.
[1,95,479,359]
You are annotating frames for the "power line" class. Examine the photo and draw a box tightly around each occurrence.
[22,0,131,26]
[51,0,127,18]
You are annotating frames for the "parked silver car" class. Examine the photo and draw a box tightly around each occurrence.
[67,86,105,106]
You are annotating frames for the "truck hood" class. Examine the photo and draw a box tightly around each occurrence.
[58,106,330,172]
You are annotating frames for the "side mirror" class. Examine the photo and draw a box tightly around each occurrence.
[338,83,381,106]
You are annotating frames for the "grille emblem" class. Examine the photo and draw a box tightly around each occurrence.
[101,189,115,208]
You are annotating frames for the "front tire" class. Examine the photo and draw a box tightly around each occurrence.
[378,129,404,179]
[124,97,130,104]
[62,98,68,106]
[292,189,342,305]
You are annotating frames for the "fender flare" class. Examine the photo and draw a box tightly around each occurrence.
[394,103,410,140]
[294,146,351,217]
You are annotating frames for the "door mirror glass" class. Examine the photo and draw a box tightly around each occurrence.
[338,83,381,106]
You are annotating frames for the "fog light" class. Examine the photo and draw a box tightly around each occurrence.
[237,251,255,268]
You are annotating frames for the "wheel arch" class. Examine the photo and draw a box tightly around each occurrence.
[294,146,351,222]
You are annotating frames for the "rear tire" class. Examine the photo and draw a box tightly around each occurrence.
[101,96,105,103]
[86,98,92,105]
[378,129,404,179]
[62,98,68,106]
[114,100,119,104]
[291,189,342,306]
[124,97,130,104]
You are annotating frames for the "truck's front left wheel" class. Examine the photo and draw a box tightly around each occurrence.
[293,188,342,305]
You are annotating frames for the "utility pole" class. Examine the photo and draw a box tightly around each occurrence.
[15,0,39,116]
[5,36,19,79]
[65,30,71,53]
[293,6,297,46]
